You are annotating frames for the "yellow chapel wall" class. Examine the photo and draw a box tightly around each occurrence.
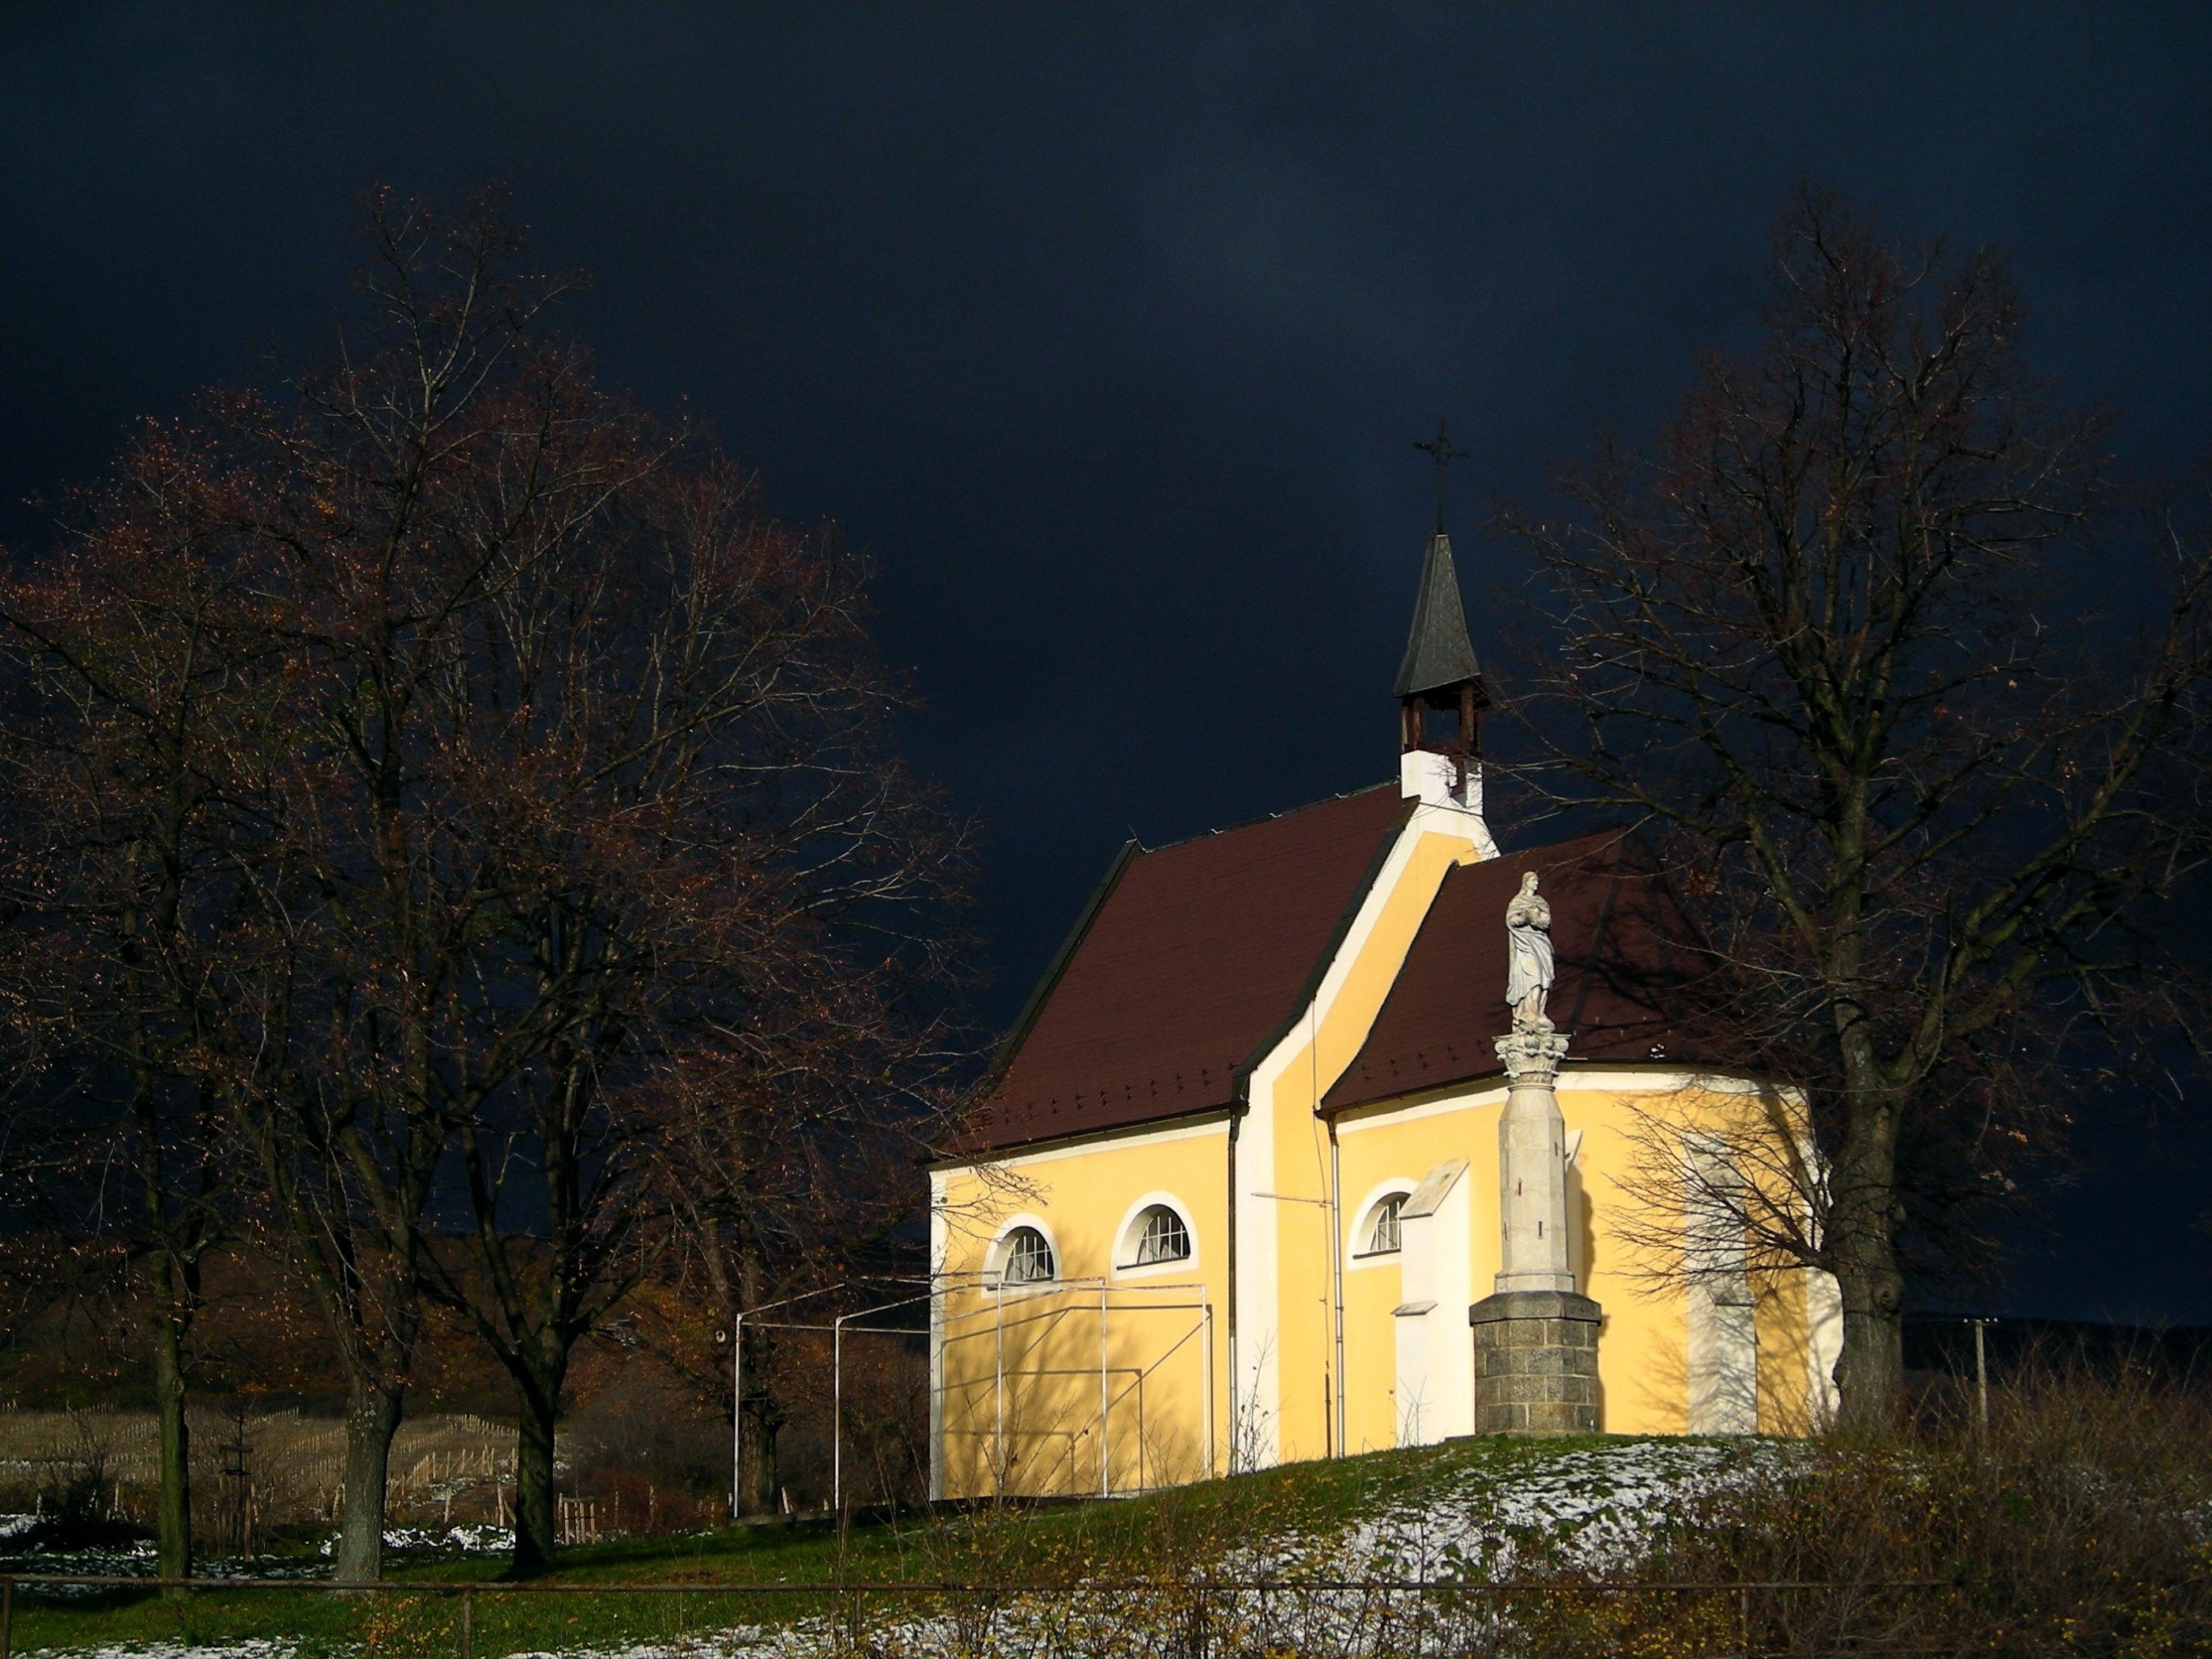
[930,1115,1232,1499]
[930,1068,1832,1500]
[1334,1074,1832,1450]
[1239,814,1493,1465]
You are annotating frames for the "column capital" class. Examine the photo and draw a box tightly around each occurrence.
[1495,1023,1570,1085]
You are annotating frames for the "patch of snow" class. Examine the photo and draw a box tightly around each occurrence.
[314,1523,514,1557]
[21,1642,295,1659]
[0,1538,160,1590]
[1343,1437,1789,1580]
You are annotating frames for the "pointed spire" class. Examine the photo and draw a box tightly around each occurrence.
[1394,531,1482,701]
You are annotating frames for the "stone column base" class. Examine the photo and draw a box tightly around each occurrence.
[1469,1289,1602,1435]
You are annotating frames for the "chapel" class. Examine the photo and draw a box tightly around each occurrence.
[927,519,1840,1499]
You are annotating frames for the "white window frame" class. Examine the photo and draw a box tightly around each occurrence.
[1346,1180,1416,1268]
[1110,1191,1199,1281]
[984,1214,1062,1293]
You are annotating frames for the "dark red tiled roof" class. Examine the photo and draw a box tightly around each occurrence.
[1322,828,1725,1112]
[955,784,1412,1153]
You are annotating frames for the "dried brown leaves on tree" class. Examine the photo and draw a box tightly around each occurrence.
[0,402,279,1579]
[1503,187,2212,1429]
[0,186,971,1574]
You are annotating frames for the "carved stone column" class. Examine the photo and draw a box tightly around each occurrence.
[1470,1023,1602,1435]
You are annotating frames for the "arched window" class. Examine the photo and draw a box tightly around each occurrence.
[1364,1194,1406,1256]
[1130,1205,1191,1266]
[997,1225,1055,1285]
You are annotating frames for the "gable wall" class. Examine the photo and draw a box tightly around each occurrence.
[1237,803,1492,1465]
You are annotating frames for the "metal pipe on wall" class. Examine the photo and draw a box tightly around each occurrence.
[1330,1120,1347,1458]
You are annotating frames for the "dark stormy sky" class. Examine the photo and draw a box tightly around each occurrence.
[5,5,2210,1324]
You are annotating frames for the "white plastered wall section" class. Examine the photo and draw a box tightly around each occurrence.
[1393,1157,1472,1445]
[1235,788,1495,1469]
[1683,1134,1758,1435]
[1798,1128,1845,1430]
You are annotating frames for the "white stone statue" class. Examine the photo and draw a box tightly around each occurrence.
[1504,870,1555,1031]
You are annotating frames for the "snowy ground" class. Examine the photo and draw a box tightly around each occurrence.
[316,1523,516,1559]
[1340,1435,1787,1579]
[0,1518,515,1585]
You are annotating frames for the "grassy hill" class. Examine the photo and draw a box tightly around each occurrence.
[9,1390,2210,1658]
[4,1435,1743,1657]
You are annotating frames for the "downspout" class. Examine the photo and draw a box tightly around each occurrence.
[1329,1114,1346,1458]
[1225,1078,1242,1471]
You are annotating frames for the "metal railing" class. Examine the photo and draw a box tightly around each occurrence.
[0,1570,2007,1659]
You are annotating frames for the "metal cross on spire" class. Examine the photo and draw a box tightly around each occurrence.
[1413,416,1470,535]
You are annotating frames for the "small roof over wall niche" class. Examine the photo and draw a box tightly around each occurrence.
[1322,828,1737,1115]
[1400,1157,1469,1219]
[954,784,1413,1156]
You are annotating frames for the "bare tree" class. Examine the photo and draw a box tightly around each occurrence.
[0,186,608,1578]
[411,446,970,1565]
[3,185,970,1572]
[0,458,274,1577]
[1503,187,2212,1429]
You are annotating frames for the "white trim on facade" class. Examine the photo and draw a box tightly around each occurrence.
[1335,1081,1509,1131]
[1234,803,1495,1468]
[931,1110,1229,1175]
[1236,1049,1285,1466]
[1334,1067,1803,1134]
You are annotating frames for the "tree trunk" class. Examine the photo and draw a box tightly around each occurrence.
[332,1375,404,1582]
[739,1320,782,1518]
[1833,1255,1905,1431]
[149,1303,192,1584]
[510,1375,559,1577]
[734,1229,782,1518]
[1826,1089,1906,1433]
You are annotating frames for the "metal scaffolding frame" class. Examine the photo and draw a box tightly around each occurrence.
[933,1274,1214,1497]
[728,1277,931,1522]
[727,1271,1215,1518]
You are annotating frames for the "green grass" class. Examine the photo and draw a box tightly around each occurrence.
[5,1436,1624,1657]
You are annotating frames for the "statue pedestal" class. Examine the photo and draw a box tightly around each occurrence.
[1469,1289,1602,1435]
[1475,1017,1602,1435]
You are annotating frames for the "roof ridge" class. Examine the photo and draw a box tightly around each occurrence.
[1234,808,1413,1086]
[1319,822,1738,1115]
[1488,820,1639,860]
[1132,778,1398,859]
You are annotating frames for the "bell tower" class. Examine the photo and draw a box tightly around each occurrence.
[1397,420,1491,797]
[1394,527,1488,760]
